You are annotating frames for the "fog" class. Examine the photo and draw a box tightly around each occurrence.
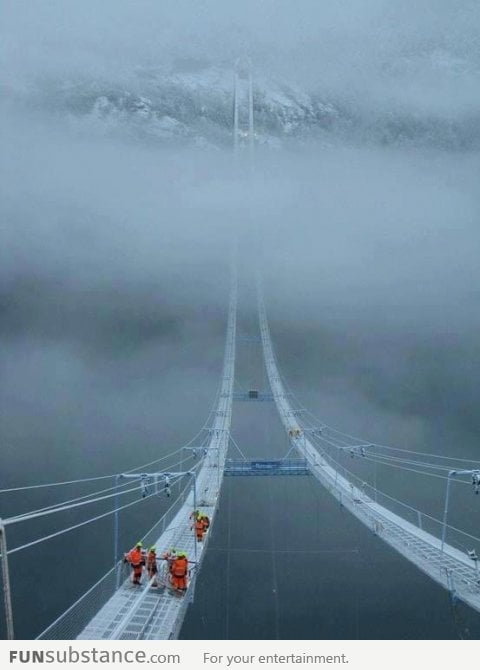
[1,0,480,639]
[5,1,480,116]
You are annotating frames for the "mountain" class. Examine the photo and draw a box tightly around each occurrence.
[3,62,480,151]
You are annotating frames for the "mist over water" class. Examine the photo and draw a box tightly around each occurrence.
[2,0,480,639]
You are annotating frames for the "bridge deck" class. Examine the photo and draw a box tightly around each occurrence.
[77,466,218,640]
[75,276,237,639]
[258,286,480,614]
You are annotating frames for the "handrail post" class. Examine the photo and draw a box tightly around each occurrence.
[0,519,14,639]
[191,472,198,565]
[335,449,340,490]
[441,471,456,554]
[114,474,121,588]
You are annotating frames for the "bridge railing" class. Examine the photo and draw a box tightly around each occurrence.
[36,561,120,640]
[140,483,191,554]
[315,443,480,561]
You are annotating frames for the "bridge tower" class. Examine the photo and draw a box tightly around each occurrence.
[233,57,254,162]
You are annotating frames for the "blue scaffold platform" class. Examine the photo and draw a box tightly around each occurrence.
[224,459,311,476]
[232,391,274,402]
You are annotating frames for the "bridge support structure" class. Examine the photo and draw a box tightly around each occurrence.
[233,57,254,164]
[0,520,14,640]
[256,273,480,616]
[224,458,311,477]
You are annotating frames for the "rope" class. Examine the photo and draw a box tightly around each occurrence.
[3,450,198,524]
[307,431,471,485]
[211,547,361,555]
[225,481,232,639]
[0,472,119,494]
[8,468,200,556]
[360,454,470,484]
[228,433,247,460]
[11,477,135,521]
[267,477,280,640]
[8,489,157,555]
[1,375,225,496]
[0,444,189,495]
[35,562,118,640]
[269,344,480,467]
[307,425,475,477]
[325,425,480,465]
[258,384,480,550]
[312,434,454,490]
[357,451,454,473]
[4,473,186,526]
[303,437,480,546]
[140,476,196,544]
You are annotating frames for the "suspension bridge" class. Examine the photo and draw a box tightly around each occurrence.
[1,60,480,640]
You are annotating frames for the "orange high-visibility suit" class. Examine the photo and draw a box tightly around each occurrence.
[195,517,205,541]
[125,547,145,584]
[146,551,158,584]
[170,556,188,591]
[201,515,210,532]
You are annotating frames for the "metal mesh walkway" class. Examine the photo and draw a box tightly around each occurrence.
[34,273,237,641]
[76,276,237,639]
[257,282,480,615]
[77,464,219,640]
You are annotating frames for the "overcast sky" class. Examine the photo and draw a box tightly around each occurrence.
[3,1,480,115]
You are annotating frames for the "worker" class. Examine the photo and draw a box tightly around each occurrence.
[146,546,158,587]
[124,541,145,585]
[161,547,177,561]
[162,547,178,565]
[170,551,188,592]
[193,514,205,542]
[201,513,210,533]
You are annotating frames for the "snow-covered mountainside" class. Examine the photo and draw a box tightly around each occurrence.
[4,63,480,151]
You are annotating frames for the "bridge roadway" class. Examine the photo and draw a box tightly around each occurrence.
[257,283,480,615]
[76,278,237,640]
